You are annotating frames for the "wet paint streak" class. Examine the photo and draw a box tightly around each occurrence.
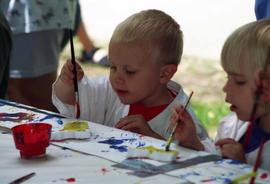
[136,141,146,148]
[39,115,55,122]
[179,171,200,179]
[98,137,131,152]
[56,118,63,125]
[201,178,216,182]
[66,177,76,182]
[98,137,124,145]
[0,112,34,122]
[215,159,241,165]
[260,173,268,179]
[109,145,128,152]
[101,167,109,175]
[227,160,241,164]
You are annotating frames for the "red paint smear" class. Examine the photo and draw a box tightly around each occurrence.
[260,173,268,179]
[201,179,215,182]
[101,167,108,175]
[66,178,76,182]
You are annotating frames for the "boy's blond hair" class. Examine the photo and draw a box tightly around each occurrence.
[109,9,183,65]
[221,19,270,81]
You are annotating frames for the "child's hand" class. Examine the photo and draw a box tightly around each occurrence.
[215,138,246,162]
[115,115,163,139]
[170,105,204,151]
[54,59,84,105]
[59,59,84,85]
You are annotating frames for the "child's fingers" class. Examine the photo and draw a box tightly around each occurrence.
[215,138,236,147]
[120,121,137,131]
[115,118,130,128]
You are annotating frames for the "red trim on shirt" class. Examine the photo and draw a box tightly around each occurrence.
[128,90,177,121]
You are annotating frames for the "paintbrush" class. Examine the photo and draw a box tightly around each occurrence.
[69,29,80,119]
[9,172,35,184]
[165,91,194,151]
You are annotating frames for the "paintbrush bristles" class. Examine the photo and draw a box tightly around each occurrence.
[165,91,194,151]
[165,122,178,151]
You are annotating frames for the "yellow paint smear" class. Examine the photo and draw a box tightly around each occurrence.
[61,121,89,132]
[138,146,178,155]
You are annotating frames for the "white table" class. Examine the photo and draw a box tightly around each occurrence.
[0,99,269,184]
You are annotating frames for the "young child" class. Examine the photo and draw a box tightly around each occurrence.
[170,19,270,170]
[52,9,209,142]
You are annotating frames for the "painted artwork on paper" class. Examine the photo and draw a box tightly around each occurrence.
[0,101,64,129]
[1,100,270,184]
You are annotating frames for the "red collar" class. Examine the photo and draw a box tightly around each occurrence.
[128,103,169,121]
[128,90,177,121]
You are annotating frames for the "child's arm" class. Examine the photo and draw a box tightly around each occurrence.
[54,60,84,105]
[171,105,204,151]
[215,138,246,162]
[115,115,164,140]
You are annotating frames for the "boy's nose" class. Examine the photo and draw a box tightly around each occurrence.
[113,72,125,85]
[222,81,229,93]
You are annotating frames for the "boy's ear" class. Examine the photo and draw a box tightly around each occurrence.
[160,64,177,83]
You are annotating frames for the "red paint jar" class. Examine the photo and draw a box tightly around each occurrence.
[11,123,52,159]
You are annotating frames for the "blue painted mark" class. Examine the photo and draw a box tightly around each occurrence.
[219,177,231,184]
[227,159,241,164]
[56,119,63,125]
[39,115,54,122]
[179,171,200,179]
[136,141,146,148]
[109,145,128,152]
[98,137,138,152]
[99,137,124,145]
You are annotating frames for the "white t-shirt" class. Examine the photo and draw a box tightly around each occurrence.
[213,113,270,171]
[52,76,210,142]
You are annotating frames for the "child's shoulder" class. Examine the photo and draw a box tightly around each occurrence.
[167,80,182,92]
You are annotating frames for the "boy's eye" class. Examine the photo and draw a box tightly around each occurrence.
[235,80,246,85]
[110,66,117,71]
[125,69,136,75]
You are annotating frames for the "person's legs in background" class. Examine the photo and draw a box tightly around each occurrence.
[7,30,62,112]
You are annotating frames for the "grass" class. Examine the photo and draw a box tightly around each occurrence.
[191,101,229,137]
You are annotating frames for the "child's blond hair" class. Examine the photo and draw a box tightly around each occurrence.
[221,19,270,82]
[109,9,183,65]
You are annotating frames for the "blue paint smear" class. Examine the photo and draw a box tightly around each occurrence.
[99,138,124,145]
[109,145,128,152]
[56,119,63,125]
[39,115,54,122]
[215,159,241,165]
[227,159,241,164]
[98,137,136,152]
[136,141,146,148]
